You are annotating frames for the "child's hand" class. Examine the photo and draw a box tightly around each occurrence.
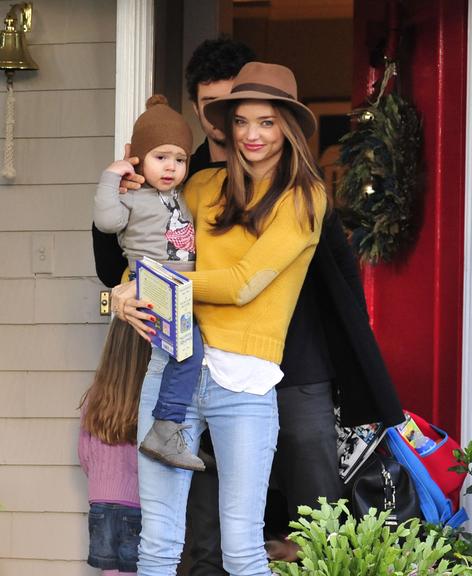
[106,159,136,178]
[118,143,145,193]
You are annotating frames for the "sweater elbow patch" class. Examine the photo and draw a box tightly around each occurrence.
[236,270,278,305]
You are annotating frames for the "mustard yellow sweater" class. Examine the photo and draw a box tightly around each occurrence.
[183,168,326,364]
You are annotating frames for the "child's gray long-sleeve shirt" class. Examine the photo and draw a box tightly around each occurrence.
[94,170,195,272]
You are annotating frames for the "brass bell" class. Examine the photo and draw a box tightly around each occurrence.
[0,3,38,81]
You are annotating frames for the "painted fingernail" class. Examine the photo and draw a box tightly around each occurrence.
[149,316,155,322]
[150,329,156,335]
[147,304,154,309]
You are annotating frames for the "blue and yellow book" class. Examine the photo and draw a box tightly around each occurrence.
[136,256,193,361]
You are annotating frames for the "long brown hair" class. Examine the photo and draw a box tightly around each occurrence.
[211,100,327,236]
[80,318,151,445]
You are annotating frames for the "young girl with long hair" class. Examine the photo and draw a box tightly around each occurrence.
[78,319,150,576]
[112,62,327,576]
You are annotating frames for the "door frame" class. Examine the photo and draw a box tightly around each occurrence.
[114,0,155,159]
[461,0,472,517]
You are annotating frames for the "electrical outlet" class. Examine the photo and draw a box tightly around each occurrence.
[32,232,54,274]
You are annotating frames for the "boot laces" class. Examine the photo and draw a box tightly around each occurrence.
[166,423,191,453]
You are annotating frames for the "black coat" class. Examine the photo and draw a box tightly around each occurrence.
[291,213,404,427]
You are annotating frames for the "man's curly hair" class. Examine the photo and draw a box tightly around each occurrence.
[185,35,256,103]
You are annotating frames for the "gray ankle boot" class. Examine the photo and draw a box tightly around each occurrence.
[139,420,206,472]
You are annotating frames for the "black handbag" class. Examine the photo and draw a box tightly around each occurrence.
[351,453,421,527]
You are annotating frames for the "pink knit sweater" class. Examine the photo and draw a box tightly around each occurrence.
[78,423,140,508]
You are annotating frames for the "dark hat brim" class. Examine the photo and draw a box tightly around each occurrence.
[204,91,317,139]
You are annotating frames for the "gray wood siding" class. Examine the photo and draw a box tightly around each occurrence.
[0,1,116,573]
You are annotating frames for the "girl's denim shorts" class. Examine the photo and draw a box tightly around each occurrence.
[87,502,141,572]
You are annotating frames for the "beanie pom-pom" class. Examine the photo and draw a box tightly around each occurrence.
[146,94,168,109]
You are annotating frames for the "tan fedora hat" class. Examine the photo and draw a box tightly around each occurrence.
[203,61,317,139]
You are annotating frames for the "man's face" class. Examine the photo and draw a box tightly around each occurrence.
[193,79,234,145]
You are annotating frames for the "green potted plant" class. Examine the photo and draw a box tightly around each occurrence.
[422,440,472,567]
[450,440,472,498]
[270,498,472,575]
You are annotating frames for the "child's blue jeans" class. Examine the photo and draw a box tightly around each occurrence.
[88,503,141,572]
[151,321,204,423]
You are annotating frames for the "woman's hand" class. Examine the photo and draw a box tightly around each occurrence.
[111,280,156,342]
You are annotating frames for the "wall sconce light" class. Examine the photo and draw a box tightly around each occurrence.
[0,2,39,179]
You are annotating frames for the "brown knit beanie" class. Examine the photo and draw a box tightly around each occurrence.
[130,95,193,175]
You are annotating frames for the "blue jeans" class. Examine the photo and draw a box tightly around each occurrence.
[137,347,279,576]
[88,503,141,572]
[152,321,204,423]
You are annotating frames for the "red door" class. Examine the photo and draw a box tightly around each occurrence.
[352,0,468,438]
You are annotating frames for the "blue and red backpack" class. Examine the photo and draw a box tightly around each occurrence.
[385,410,468,527]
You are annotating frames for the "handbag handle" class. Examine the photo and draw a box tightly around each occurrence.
[380,460,398,527]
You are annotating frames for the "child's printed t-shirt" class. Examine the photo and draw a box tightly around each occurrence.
[94,171,195,271]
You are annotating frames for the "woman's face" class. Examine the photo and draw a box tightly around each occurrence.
[233,101,285,176]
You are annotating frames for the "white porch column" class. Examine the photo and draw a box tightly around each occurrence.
[114,0,155,159]
[461,0,472,526]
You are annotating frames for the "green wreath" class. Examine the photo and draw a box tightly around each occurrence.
[337,64,422,264]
